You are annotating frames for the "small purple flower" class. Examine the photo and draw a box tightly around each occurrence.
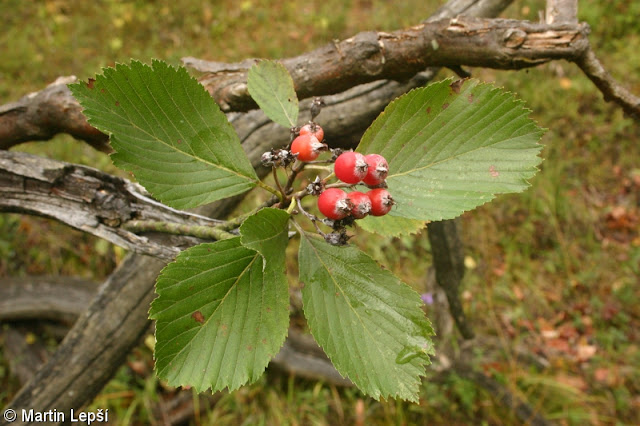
[421,292,434,305]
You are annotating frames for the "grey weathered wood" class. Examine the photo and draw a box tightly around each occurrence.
[0,76,110,152]
[0,150,225,260]
[427,219,475,339]
[4,254,166,426]
[0,276,98,325]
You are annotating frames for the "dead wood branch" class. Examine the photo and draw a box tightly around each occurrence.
[187,18,590,112]
[4,254,167,425]
[0,76,110,152]
[427,220,475,339]
[0,276,98,326]
[0,150,228,260]
[574,48,640,120]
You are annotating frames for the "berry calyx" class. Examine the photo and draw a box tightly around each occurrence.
[363,154,389,186]
[299,123,324,143]
[334,151,368,184]
[317,188,352,220]
[291,133,325,162]
[367,188,394,216]
[346,191,371,219]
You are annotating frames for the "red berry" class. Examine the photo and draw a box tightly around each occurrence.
[363,154,389,186]
[347,191,371,219]
[334,151,368,184]
[317,188,352,220]
[291,134,325,162]
[367,188,394,216]
[299,123,324,143]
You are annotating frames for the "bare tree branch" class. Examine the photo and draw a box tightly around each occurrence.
[0,276,98,325]
[186,18,590,112]
[543,0,639,118]
[0,150,229,260]
[0,76,110,152]
[574,48,640,120]
[427,219,475,339]
[1,0,637,159]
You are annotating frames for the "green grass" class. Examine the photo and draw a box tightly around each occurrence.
[2,0,639,424]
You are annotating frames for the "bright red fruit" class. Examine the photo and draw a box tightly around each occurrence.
[334,151,368,184]
[299,123,324,143]
[291,134,324,162]
[363,154,389,186]
[367,188,394,216]
[317,188,351,220]
[347,191,371,219]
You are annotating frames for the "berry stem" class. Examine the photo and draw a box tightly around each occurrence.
[286,198,298,215]
[302,164,333,171]
[296,198,327,236]
[272,166,287,199]
[325,182,355,189]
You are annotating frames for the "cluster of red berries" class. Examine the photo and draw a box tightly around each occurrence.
[288,123,394,222]
[317,151,393,220]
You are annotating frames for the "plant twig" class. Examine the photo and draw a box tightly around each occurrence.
[123,220,236,241]
[574,48,640,120]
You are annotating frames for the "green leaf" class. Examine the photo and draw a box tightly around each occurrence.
[239,207,291,268]
[357,215,427,237]
[150,237,289,392]
[69,59,258,209]
[298,231,434,402]
[247,60,299,127]
[357,78,544,221]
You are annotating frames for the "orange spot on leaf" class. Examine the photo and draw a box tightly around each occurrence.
[191,311,205,324]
